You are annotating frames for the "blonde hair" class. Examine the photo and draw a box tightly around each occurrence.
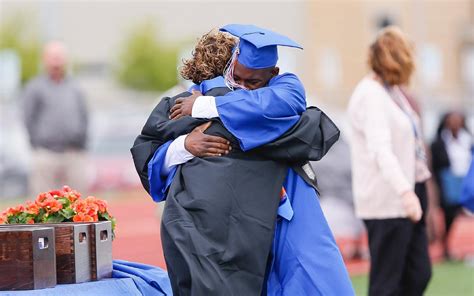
[368,26,414,86]
[180,30,237,84]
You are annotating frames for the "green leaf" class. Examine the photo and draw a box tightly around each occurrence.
[58,197,71,208]
[43,214,65,223]
[8,216,19,224]
[60,208,75,220]
[34,208,45,222]
[18,212,29,223]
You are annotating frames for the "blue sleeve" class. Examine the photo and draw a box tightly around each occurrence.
[147,141,178,202]
[460,153,474,212]
[215,73,306,151]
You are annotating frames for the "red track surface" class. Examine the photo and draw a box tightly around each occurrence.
[109,189,474,275]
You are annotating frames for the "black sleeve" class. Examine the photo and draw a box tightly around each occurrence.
[130,91,209,193]
[140,93,207,141]
[254,107,340,163]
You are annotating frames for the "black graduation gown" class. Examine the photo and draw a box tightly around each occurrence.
[130,87,340,295]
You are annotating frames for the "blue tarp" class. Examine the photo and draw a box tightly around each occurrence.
[0,260,172,296]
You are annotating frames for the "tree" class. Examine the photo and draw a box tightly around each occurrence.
[0,13,41,84]
[115,21,178,92]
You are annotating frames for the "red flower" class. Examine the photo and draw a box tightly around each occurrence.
[48,190,62,197]
[0,214,6,224]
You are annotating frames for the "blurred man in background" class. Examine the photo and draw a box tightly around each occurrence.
[22,41,89,194]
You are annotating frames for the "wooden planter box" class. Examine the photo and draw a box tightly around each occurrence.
[87,221,113,280]
[41,223,92,284]
[0,221,113,283]
[0,227,56,291]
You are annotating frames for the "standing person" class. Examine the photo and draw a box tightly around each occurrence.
[347,26,432,296]
[22,41,89,193]
[431,111,472,259]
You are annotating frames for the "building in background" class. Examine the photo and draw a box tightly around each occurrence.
[305,0,473,118]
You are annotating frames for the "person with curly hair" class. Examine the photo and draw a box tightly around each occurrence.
[132,25,353,295]
[180,29,237,85]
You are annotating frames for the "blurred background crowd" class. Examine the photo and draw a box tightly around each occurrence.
[0,0,473,294]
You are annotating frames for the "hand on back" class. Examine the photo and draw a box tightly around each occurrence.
[170,90,202,120]
[185,122,231,157]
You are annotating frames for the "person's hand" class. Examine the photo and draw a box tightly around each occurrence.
[185,122,231,157]
[170,90,202,120]
[401,190,423,223]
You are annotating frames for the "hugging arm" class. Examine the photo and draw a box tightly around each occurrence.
[172,73,307,151]
[131,91,231,195]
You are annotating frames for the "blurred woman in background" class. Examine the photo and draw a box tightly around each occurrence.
[347,26,432,296]
[431,111,472,260]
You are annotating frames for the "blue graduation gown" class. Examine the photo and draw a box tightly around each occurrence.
[268,169,354,295]
[147,76,353,294]
[148,150,353,295]
[113,260,172,296]
[214,73,306,151]
[148,140,176,202]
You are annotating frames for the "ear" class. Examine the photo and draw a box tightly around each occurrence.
[271,67,280,77]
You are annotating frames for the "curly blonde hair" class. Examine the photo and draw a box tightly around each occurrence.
[369,26,415,86]
[180,30,237,84]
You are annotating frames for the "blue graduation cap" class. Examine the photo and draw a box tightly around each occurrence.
[220,24,303,69]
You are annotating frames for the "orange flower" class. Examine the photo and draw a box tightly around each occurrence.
[25,201,40,215]
[0,214,6,224]
[73,212,95,222]
[35,191,63,213]
[62,185,81,202]
[86,196,105,212]
[46,199,63,213]
[26,218,35,224]
[35,192,54,207]
[5,205,25,216]
[96,199,108,214]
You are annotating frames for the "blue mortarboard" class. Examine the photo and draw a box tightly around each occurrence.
[220,24,303,69]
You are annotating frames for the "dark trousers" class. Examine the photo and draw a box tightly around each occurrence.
[440,203,461,256]
[364,183,432,296]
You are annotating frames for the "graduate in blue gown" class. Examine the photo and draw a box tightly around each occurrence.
[137,24,354,295]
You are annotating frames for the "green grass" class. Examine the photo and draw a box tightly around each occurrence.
[351,261,474,296]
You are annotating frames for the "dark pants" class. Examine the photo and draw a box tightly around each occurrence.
[440,203,461,257]
[364,183,432,296]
